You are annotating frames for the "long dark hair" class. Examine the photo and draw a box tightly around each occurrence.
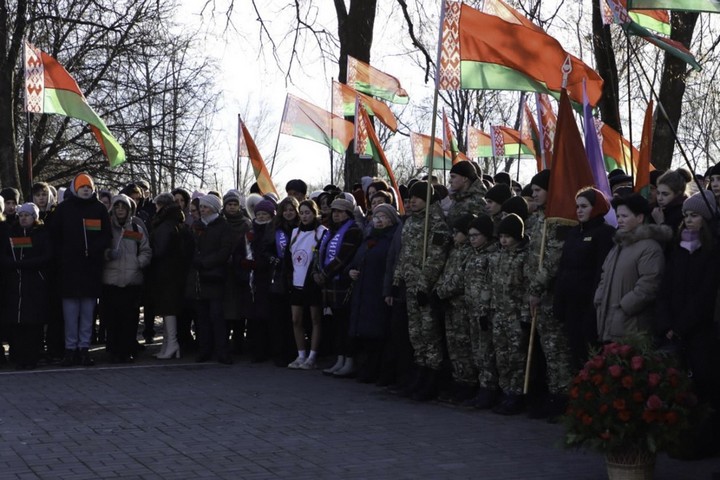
[298,199,320,227]
[273,196,299,230]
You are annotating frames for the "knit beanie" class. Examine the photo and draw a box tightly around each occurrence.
[199,194,222,214]
[71,173,94,195]
[16,202,39,219]
[683,190,717,221]
[485,184,513,205]
[576,187,610,220]
[408,181,434,202]
[361,176,374,194]
[493,172,511,186]
[285,179,308,196]
[254,199,276,216]
[452,213,476,235]
[153,192,175,209]
[450,161,479,181]
[497,213,524,241]
[330,198,354,215]
[521,184,533,198]
[501,196,529,221]
[223,189,243,206]
[245,193,263,219]
[531,169,551,191]
[373,203,400,225]
[469,214,494,240]
[0,188,20,204]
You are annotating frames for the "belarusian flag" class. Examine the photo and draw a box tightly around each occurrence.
[279,94,354,155]
[605,0,700,71]
[467,126,493,158]
[331,80,398,132]
[437,0,604,106]
[491,126,536,157]
[410,132,468,169]
[238,117,278,197]
[347,56,409,105]
[628,0,720,12]
[635,100,655,195]
[355,107,404,214]
[603,0,671,34]
[536,93,557,169]
[24,41,125,167]
[597,121,642,184]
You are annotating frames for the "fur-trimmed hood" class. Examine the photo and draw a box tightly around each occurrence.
[614,223,672,247]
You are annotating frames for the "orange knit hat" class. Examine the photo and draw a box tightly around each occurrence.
[72,173,94,194]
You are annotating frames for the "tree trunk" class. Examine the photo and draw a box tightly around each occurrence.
[591,0,622,133]
[336,0,378,191]
[652,12,698,171]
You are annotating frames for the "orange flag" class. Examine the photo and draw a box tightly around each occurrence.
[238,118,278,197]
[545,89,595,221]
[635,100,654,194]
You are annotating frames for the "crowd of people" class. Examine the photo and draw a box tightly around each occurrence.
[1,162,719,456]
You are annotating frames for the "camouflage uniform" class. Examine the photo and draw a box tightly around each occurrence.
[393,202,450,370]
[525,207,573,395]
[435,241,475,385]
[485,237,531,394]
[464,241,498,390]
[446,179,487,227]
[490,211,503,237]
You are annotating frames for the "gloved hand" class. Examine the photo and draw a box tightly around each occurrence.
[416,290,429,307]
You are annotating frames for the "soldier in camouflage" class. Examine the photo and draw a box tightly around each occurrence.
[484,183,513,236]
[392,181,450,401]
[485,214,530,415]
[446,161,487,226]
[525,169,574,419]
[463,214,499,409]
[434,213,477,403]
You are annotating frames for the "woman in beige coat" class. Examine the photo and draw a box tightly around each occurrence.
[594,194,672,343]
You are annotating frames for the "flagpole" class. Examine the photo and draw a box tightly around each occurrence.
[330,77,335,185]
[515,93,525,179]
[22,40,33,194]
[236,114,242,190]
[626,37,634,181]
[271,95,289,177]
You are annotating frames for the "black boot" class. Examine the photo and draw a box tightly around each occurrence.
[493,393,525,415]
[463,387,500,409]
[79,348,95,367]
[543,393,569,422]
[412,368,439,402]
[453,383,478,404]
[60,349,77,367]
[398,366,426,397]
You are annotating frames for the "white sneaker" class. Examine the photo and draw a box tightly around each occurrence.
[299,358,317,370]
[288,356,306,369]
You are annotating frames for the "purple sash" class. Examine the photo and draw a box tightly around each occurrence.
[275,229,289,258]
[320,219,354,269]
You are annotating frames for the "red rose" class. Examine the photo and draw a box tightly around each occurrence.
[648,373,661,388]
[603,343,619,355]
[665,411,679,425]
[592,374,604,386]
[600,384,611,395]
[578,369,590,381]
[642,410,657,423]
[632,391,644,403]
[618,344,633,357]
[608,365,623,378]
[618,410,631,422]
[621,375,633,388]
[613,398,626,410]
[570,386,580,399]
[589,355,605,370]
[584,392,594,401]
[630,356,644,371]
[646,394,663,410]
[582,414,593,425]
[599,404,609,414]
[667,367,679,377]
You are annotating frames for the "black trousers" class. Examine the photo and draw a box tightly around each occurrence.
[102,285,142,358]
[195,298,228,358]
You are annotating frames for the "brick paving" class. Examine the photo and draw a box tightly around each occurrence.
[0,352,717,480]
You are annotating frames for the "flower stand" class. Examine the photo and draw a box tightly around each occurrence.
[605,449,656,480]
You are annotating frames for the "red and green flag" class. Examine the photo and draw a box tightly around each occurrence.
[279,94,354,155]
[410,132,468,170]
[605,0,700,70]
[604,0,671,34]
[10,237,32,249]
[238,116,278,197]
[546,89,596,222]
[331,80,398,132]
[24,41,125,167]
[442,109,461,164]
[467,126,494,159]
[355,107,404,214]
[346,56,409,105]
[628,0,720,12]
[635,100,655,195]
[83,218,102,232]
[490,126,536,157]
[122,230,144,243]
[597,121,644,185]
[437,0,604,106]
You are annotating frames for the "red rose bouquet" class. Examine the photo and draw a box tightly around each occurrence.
[563,336,701,455]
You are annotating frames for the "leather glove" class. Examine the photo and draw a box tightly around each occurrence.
[416,290,429,307]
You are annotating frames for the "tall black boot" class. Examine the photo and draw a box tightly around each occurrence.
[79,348,95,367]
[60,349,77,367]
[412,368,439,401]
[398,366,426,397]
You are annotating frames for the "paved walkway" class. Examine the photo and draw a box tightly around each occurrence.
[0,355,717,480]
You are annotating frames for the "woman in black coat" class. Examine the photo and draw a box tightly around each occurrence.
[554,187,615,370]
[347,203,400,382]
[186,194,233,364]
[650,168,691,235]
[0,204,52,369]
[50,174,111,366]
